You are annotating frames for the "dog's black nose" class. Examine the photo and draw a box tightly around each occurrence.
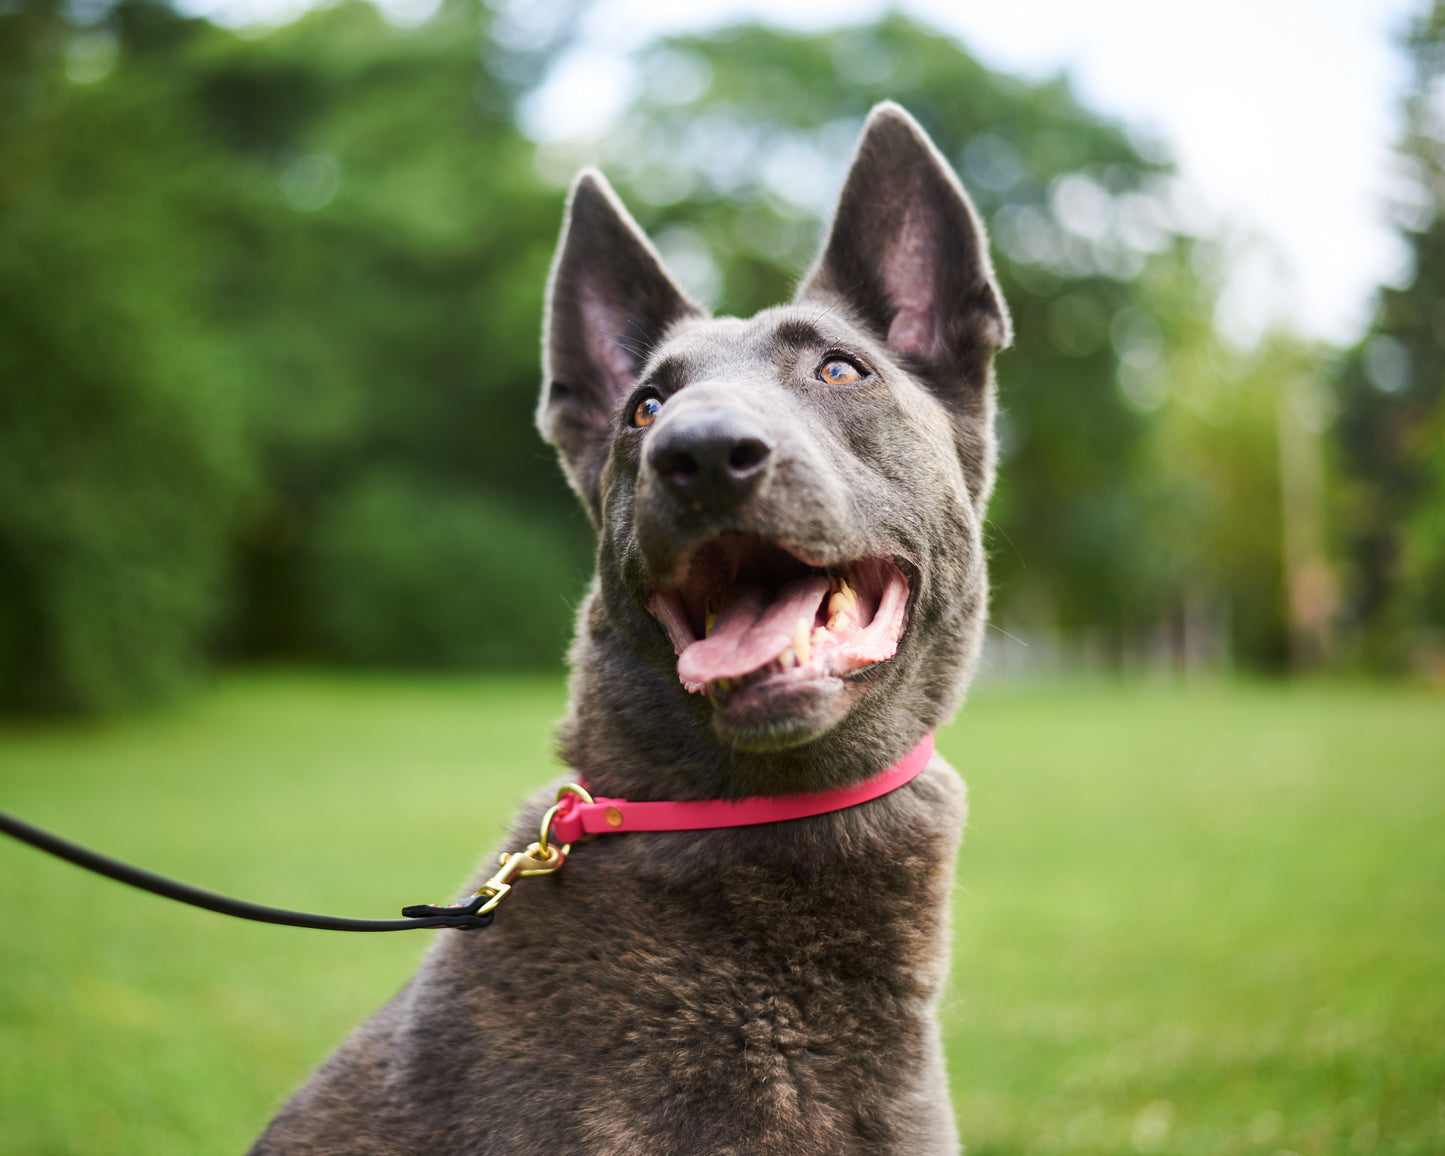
[647,410,773,509]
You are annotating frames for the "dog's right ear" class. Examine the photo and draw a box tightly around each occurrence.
[797,103,1011,379]
[539,170,703,522]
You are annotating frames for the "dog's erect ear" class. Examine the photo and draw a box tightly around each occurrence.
[797,102,1011,401]
[539,170,703,520]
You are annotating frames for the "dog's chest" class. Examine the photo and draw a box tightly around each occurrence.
[407,821,961,1152]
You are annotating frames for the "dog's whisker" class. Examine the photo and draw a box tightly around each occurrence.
[987,622,1029,646]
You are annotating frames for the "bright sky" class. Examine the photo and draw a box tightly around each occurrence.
[190,0,1424,346]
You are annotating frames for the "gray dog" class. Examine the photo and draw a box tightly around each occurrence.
[251,101,1010,1155]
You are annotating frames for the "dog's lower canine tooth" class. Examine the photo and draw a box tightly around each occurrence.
[778,647,797,668]
[793,618,811,664]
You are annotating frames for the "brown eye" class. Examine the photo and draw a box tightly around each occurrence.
[819,359,862,385]
[633,396,662,428]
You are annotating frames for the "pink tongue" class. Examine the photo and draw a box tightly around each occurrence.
[677,576,830,685]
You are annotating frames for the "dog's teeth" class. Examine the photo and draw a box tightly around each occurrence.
[705,610,717,636]
[778,647,797,669]
[827,612,846,632]
[812,625,829,647]
[793,618,811,664]
[828,580,858,618]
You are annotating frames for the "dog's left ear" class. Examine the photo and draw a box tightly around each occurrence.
[797,101,1011,424]
[539,170,704,522]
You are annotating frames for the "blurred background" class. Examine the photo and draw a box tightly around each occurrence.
[1,0,1442,1153]
[3,0,1444,710]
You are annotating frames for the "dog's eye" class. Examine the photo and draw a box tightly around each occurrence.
[818,359,862,385]
[632,396,662,428]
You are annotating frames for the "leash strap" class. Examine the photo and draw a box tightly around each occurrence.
[0,810,494,931]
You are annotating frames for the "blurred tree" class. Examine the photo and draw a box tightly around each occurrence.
[578,16,1292,668]
[1334,1,1445,674]
[0,0,252,711]
[191,0,589,663]
[0,0,589,713]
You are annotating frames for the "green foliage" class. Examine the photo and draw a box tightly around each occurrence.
[0,0,584,712]
[307,470,588,667]
[1,674,1441,1152]
[0,0,252,711]
[186,0,582,662]
[1398,407,1445,632]
[1333,3,1445,670]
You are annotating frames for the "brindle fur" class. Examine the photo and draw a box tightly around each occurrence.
[251,102,1010,1156]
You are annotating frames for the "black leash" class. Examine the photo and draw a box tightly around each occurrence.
[0,809,494,931]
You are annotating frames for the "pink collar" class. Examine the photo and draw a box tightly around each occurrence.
[548,734,934,843]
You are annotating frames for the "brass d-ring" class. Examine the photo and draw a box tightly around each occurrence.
[537,782,596,856]
[555,782,596,806]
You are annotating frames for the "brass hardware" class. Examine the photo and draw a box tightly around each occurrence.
[471,782,595,916]
[604,806,623,827]
[514,841,566,876]
[473,841,566,916]
[536,782,595,855]
[536,806,563,856]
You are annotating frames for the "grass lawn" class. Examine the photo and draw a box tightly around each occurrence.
[0,673,1441,1155]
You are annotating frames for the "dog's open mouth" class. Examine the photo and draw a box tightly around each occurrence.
[647,532,910,698]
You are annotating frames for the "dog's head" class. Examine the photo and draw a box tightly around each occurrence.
[539,103,1010,792]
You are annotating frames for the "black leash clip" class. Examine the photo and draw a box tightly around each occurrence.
[399,894,496,927]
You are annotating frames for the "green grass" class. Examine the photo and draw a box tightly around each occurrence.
[0,674,1441,1155]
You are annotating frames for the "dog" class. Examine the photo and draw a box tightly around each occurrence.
[250,100,1010,1155]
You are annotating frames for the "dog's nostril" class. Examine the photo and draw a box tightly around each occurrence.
[654,447,700,485]
[727,438,770,477]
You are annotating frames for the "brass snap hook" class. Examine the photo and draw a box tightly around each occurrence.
[465,783,593,918]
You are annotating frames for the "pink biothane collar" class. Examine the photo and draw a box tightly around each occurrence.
[547,733,934,844]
